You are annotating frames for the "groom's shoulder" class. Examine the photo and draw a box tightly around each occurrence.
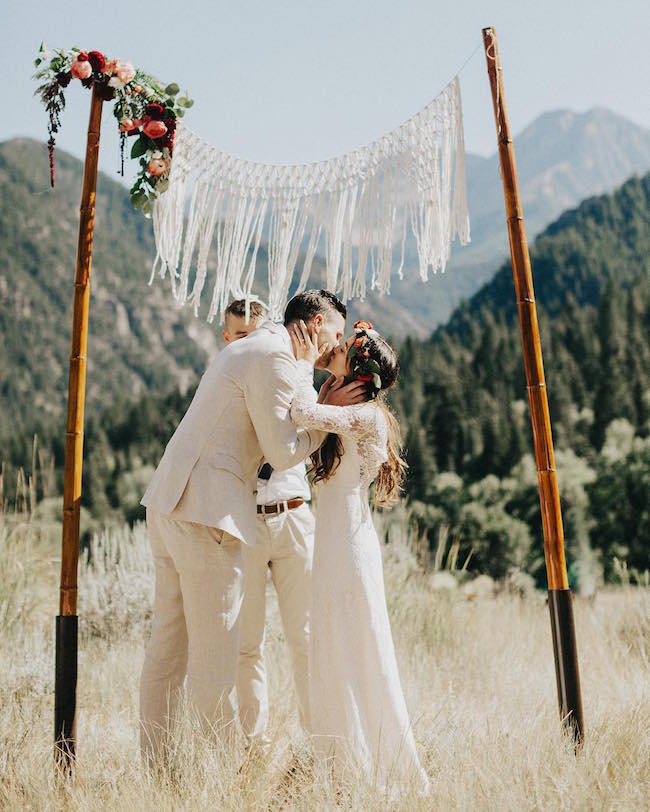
[243,321,291,355]
[210,321,292,378]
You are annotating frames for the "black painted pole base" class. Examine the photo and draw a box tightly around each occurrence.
[548,589,584,747]
[55,615,78,770]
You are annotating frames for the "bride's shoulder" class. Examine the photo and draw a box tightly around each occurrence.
[353,401,385,430]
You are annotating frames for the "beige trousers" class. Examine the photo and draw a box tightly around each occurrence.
[139,508,244,763]
[236,503,315,746]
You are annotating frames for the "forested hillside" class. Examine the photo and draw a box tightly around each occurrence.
[71,173,650,585]
[393,172,650,481]
[2,138,649,585]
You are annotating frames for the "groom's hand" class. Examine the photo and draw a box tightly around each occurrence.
[319,375,367,406]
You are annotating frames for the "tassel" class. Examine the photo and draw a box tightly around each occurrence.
[151,76,471,323]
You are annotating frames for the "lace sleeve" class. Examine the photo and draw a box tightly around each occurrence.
[291,377,389,486]
[291,380,377,439]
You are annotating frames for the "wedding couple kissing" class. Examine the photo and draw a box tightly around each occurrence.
[139,289,429,792]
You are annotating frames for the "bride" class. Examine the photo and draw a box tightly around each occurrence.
[289,318,429,793]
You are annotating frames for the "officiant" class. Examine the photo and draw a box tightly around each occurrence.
[222,299,315,752]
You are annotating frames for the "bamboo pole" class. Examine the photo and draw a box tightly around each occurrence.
[55,83,104,766]
[481,26,584,744]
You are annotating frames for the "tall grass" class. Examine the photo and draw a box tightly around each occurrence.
[0,512,648,810]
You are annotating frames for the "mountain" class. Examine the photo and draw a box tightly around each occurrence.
[391,171,650,482]
[371,108,650,335]
[0,137,218,456]
[1,106,649,453]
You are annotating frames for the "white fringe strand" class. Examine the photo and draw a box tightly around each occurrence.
[151,76,471,322]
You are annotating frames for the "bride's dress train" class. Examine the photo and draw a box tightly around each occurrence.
[291,376,429,792]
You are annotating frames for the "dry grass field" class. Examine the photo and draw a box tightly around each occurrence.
[0,507,648,810]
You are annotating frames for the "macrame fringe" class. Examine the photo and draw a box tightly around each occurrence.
[151,76,470,322]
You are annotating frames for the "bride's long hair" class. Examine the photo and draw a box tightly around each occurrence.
[310,332,407,506]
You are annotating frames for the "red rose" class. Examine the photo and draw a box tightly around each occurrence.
[77,51,89,62]
[357,374,373,382]
[353,319,374,331]
[145,103,165,120]
[143,119,168,139]
[88,50,106,73]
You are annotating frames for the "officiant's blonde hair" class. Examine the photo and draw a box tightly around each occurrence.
[311,333,407,506]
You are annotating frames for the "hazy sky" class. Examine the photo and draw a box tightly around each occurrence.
[2,0,649,182]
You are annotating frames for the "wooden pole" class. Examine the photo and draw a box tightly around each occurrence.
[481,26,584,744]
[55,83,104,766]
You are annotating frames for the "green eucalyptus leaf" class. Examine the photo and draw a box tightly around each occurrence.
[177,96,194,108]
[366,359,381,374]
[176,108,185,118]
[131,137,148,159]
[164,82,180,96]
[156,178,169,193]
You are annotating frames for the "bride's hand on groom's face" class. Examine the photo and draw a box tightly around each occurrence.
[319,374,368,407]
[291,320,331,366]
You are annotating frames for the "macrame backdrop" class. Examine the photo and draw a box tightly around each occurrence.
[151,76,470,322]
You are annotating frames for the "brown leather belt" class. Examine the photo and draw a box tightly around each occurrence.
[257,498,304,515]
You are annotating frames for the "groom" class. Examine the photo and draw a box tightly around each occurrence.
[139,290,348,762]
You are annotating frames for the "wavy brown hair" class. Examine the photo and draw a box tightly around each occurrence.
[310,332,407,506]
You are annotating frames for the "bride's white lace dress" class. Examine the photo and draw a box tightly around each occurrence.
[291,370,429,791]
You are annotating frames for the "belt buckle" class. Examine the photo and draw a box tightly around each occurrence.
[262,500,290,515]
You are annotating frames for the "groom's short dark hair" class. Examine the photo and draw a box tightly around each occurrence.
[283,290,347,326]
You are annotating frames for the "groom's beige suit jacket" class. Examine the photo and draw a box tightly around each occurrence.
[141,321,323,546]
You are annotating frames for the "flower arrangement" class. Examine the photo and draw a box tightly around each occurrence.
[33,43,193,216]
[347,320,383,397]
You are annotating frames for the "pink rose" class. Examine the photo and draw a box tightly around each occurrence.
[119,118,134,132]
[146,158,169,177]
[105,58,120,74]
[143,120,168,139]
[116,62,135,83]
[70,60,92,80]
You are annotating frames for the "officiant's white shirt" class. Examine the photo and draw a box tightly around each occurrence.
[257,464,311,505]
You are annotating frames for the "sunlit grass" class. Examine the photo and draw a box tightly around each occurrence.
[0,513,648,810]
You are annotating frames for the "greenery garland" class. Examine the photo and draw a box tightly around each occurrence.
[33,43,193,216]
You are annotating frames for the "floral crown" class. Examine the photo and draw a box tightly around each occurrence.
[347,320,383,398]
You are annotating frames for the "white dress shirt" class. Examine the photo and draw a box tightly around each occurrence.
[256,462,311,505]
